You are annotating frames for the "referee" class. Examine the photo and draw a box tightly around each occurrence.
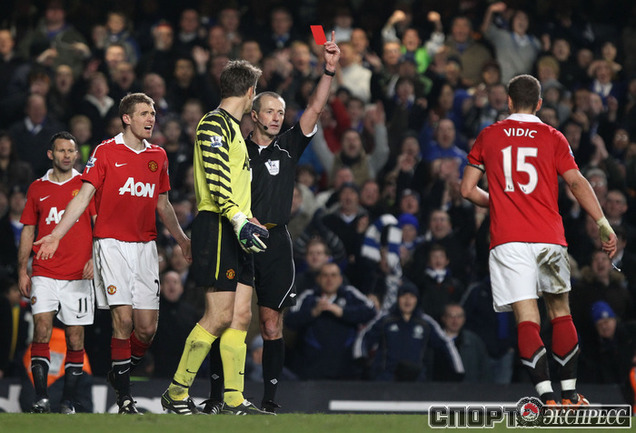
[204,31,341,414]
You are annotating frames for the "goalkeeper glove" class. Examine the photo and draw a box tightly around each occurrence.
[596,216,615,242]
[231,212,269,253]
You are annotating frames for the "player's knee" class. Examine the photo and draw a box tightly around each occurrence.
[214,309,233,330]
[113,316,134,335]
[260,321,282,340]
[65,333,84,351]
[133,325,157,343]
[33,321,52,343]
[234,307,252,328]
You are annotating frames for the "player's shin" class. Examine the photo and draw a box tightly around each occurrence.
[208,338,224,402]
[551,315,581,401]
[219,328,248,406]
[169,323,216,400]
[110,338,131,398]
[31,342,51,400]
[62,349,84,403]
[518,321,555,403]
[130,331,150,371]
[262,338,284,407]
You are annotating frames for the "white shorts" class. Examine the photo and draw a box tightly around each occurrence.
[489,242,571,312]
[93,238,160,310]
[30,276,94,326]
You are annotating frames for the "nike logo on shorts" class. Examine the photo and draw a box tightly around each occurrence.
[76,314,88,319]
[118,368,130,375]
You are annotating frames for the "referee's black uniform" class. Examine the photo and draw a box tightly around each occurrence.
[247,121,313,310]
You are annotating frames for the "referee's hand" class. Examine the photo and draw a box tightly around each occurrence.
[231,213,269,253]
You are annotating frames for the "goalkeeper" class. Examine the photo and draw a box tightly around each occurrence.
[162,60,270,415]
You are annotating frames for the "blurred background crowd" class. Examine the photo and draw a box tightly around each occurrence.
[1,0,636,407]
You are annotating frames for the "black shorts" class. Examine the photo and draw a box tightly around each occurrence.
[190,211,254,291]
[253,226,296,310]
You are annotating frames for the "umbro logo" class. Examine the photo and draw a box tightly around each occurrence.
[115,162,127,167]
[40,195,50,202]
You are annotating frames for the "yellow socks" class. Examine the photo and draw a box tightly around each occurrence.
[220,327,247,406]
[169,323,216,400]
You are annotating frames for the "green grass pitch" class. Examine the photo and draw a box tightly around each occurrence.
[0,413,617,433]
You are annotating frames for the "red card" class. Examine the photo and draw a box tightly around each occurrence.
[310,25,327,45]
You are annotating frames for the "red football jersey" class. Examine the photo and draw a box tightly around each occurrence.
[83,133,170,242]
[20,170,95,280]
[468,114,579,249]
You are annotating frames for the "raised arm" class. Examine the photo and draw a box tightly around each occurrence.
[299,31,341,135]
[481,2,507,35]
[34,181,96,260]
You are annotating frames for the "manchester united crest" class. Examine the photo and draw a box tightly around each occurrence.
[148,160,158,172]
[31,296,37,305]
[226,269,236,280]
[107,285,117,295]
[71,189,80,197]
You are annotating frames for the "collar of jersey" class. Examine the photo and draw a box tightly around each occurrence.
[114,132,151,153]
[506,113,542,123]
[41,168,81,185]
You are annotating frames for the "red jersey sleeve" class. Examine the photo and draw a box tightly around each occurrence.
[82,143,108,189]
[467,133,485,168]
[158,149,171,194]
[553,129,579,175]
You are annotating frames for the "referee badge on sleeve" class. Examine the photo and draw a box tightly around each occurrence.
[265,159,280,175]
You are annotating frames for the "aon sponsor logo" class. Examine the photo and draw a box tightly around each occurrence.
[119,177,156,197]
[45,207,65,225]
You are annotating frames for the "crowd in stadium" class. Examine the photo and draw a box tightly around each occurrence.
[1,0,636,408]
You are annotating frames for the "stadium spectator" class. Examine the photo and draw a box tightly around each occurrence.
[481,3,541,84]
[151,271,197,378]
[578,301,636,401]
[0,278,30,379]
[416,244,465,322]
[462,277,517,384]
[77,72,117,143]
[285,262,376,380]
[136,21,179,82]
[334,41,372,103]
[9,94,64,177]
[444,16,492,87]
[435,303,489,382]
[0,131,34,190]
[174,9,206,57]
[356,281,464,381]
[17,0,90,77]
[0,185,27,279]
[102,11,140,67]
[260,7,297,55]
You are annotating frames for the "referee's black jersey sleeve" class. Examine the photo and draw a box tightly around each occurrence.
[248,122,313,226]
